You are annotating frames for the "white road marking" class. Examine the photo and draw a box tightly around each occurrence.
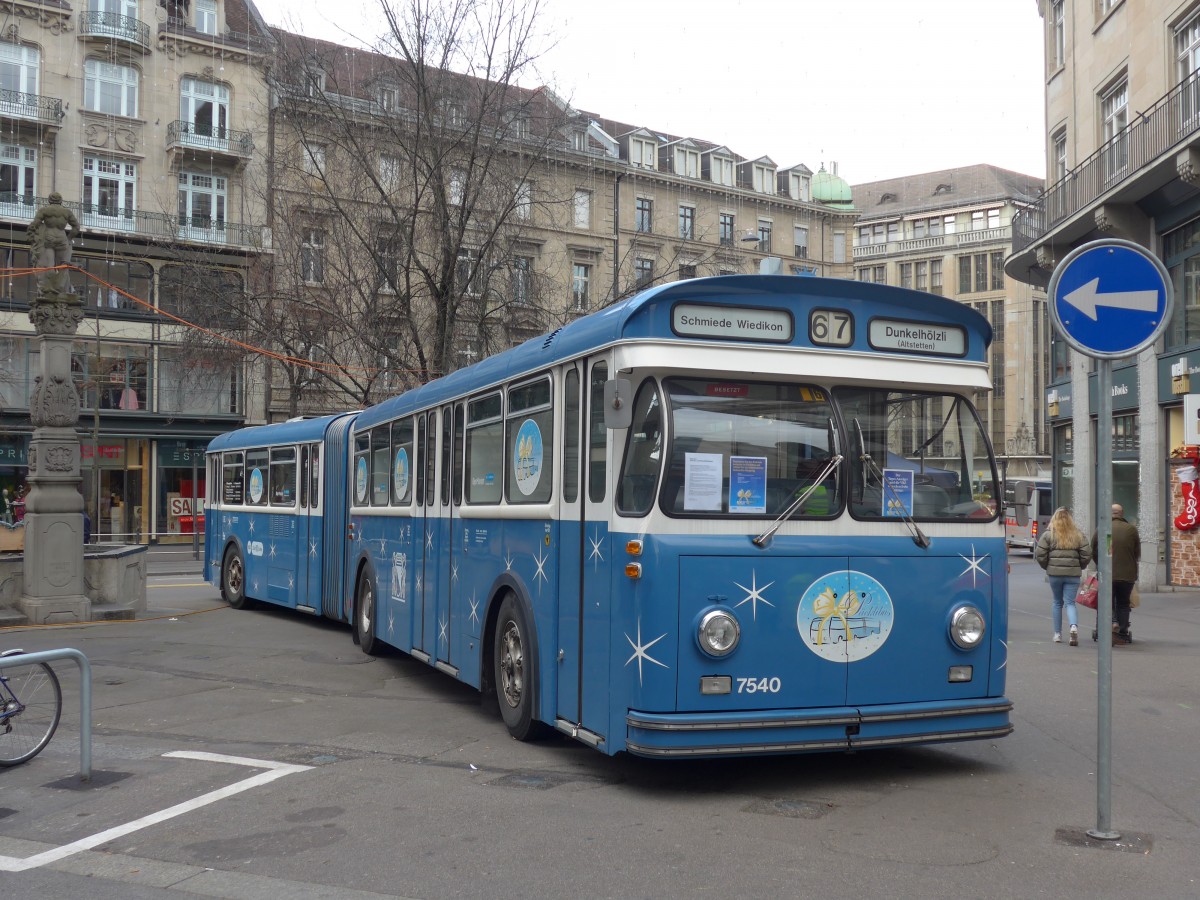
[0,750,312,873]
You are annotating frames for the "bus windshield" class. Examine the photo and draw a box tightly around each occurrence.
[835,387,998,521]
[659,378,841,517]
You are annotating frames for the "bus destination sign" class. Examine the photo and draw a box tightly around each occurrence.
[869,318,966,357]
[672,303,793,342]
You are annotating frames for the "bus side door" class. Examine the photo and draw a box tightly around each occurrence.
[299,443,322,609]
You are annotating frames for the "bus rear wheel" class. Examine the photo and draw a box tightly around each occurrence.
[355,571,379,656]
[221,546,251,610]
[494,595,547,741]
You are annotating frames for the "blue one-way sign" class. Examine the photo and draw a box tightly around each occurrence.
[1048,238,1173,360]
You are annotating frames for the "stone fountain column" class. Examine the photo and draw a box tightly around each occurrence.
[18,267,90,623]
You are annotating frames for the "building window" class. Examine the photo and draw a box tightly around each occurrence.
[84,59,138,117]
[757,219,772,253]
[456,247,482,296]
[987,208,1001,229]
[753,164,775,194]
[180,76,229,138]
[974,253,989,292]
[572,263,591,310]
[710,156,734,186]
[631,137,655,169]
[790,172,810,201]
[873,265,886,284]
[958,256,972,294]
[376,237,398,293]
[177,171,226,229]
[679,264,696,279]
[1101,78,1129,180]
[449,169,465,206]
[301,229,325,285]
[794,225,808,258]
[514,180,532,220]
[1051,0,1065,69]
[943,214,957,234]
[378,153,401,191]
[303,67,324,97]
[675,147,699,178]
[302,142,325,177]
[195,0,217,34]
[899,263,913,289]
[930,259,943,295]
[678,205,694,240]
[377,86,398,110]
[1177,10,1200,122]
[512,255,531,304]
[635,197,652,233]
[82,156,135,221]
[915,260,928,291]
[1053,129,1067,182]
[913,218,927,239]
[719,212,735,246]
[0,143,36,206]
[635,257,654,289]
[573,189,591,228]
[990,251,1005,290]
[971,210,985,231]
[0,41,39,97]
[991,299,1005,343]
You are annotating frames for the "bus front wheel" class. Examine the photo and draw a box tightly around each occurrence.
[221,546,251,610]
[355,571,379,656]
[494,595,547,741]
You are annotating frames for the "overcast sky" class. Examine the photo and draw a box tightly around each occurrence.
[250,0,1047,185]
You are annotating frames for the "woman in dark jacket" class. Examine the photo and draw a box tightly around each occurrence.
[1035,507,1092,645]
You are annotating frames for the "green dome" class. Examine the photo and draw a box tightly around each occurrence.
[812,164,853,207]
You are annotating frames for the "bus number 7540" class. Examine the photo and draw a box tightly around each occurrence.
[736,677,782,694]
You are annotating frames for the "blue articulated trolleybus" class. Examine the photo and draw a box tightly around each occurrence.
[205,275,1013,758]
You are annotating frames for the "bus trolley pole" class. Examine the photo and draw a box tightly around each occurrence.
[1090,358,1119,841]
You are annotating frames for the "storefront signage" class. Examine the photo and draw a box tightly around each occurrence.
[0,438,29,466]
[868,318,966,357]
[157,441,209,467]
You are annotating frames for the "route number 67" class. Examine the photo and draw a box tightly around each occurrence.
[809,309,853,347]
[736,676,782,694]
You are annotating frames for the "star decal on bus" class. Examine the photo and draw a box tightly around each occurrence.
[959,545,988,586]
[733,570,775,621]
[588,530,605,566]
[388,609,395,637]
[309,538,318,558]
[425,530,434,552]
[415,573,422,594]
[532,547,549,590]
[268,543,276,560]
[377,537,387,555]
[451,561,459,584]
[439,614,448,648]
[504,554,514,571]
[247,519,255,535]
[469,593,480,629]
[624,619,669,687]
[287,573,294,590]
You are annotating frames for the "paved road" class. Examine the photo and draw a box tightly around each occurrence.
[1,554,1198,898]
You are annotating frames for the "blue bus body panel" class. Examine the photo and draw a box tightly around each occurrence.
[607,532,1010,757]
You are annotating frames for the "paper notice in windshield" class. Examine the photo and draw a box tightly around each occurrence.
[684,452,723,511]
[882,468,914,517]
[729,456,767,514]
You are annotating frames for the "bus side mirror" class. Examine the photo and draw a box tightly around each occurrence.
[603,378,633,430]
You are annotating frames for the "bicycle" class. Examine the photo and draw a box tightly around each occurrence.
[0,649,63,766]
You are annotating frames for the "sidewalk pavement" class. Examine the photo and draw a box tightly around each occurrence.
[143,543,205,578]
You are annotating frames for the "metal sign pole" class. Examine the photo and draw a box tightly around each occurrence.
[1090,359,1118,841]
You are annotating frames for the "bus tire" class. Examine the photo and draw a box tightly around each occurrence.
[494,594,548,741]
[221,546,251,610]
[355,569,380,656]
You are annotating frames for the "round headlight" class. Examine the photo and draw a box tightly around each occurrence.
[950,606,986,649]
[698,610,740,657]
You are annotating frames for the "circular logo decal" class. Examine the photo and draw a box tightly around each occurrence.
[512,418,543,496]
[355,456,369,504]
[248,468,264,504]
[796,570,894,662]
[393,447,410,501]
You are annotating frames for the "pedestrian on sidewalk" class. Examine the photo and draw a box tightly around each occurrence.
[1035,506,1091,645]
[1092,503,1140,644]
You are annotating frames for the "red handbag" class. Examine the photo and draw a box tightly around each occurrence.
[1077,574,1098,610]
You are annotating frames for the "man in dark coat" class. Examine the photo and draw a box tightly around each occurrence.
[1092,503,1140,643]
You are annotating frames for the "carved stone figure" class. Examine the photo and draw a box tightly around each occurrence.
[29,373,81,427]
[29,192,81,300]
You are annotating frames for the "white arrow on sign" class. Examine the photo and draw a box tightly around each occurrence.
[1063,277,1159,321]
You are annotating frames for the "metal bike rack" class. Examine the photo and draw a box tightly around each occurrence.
[0,648,92,781]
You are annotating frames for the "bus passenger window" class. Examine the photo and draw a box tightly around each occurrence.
[506,376,553,504]
[391,418,413,505]
[310,445,320,509]
[270,446,297,506]
[245,449,267,506]
[222,451,244,505]
[588,362,607,503]
[616,379,661,516]
[466,393,502,504]
[353,432,370,506]
[563,368,580,504]
[372,426,390,506]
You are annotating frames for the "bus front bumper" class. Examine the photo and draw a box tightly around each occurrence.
[624,698,1013,758]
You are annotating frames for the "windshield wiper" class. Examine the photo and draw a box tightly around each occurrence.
[858,446,931,549]
[753,454,843,548]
